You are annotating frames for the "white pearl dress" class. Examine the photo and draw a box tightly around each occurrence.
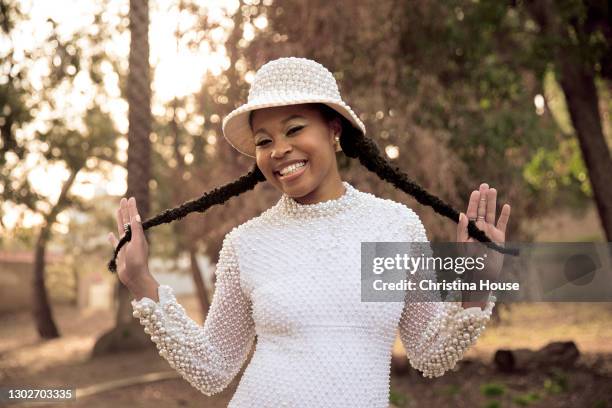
[131,181,496,407]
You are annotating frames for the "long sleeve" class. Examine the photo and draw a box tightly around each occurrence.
[130,233,256,396]
[397,210,496,378]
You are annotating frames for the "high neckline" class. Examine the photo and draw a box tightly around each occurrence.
[277,181,360,218]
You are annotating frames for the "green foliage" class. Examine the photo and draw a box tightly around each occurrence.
[523,137,591,196]
[512,391,541,406]
[0,224,37,249]
[483,400,502,408]
[1,0,120,238]
[481,382,506,397]
[37,107,118,170]
[440,383,461,396]
[389,389,408,407]
[543,368,570,394]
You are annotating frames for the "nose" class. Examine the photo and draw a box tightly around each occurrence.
[270,138,293,159]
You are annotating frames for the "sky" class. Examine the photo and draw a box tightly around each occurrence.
[2,0,262,232]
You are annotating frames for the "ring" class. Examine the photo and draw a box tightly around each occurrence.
[480,198,486,202]
[468,217,477,222]
[477,215,485,221]
[123,223,131,233]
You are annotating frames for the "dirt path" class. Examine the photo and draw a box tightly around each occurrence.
[1,296,611,407]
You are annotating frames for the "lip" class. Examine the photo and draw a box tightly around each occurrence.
[275,161,308,182]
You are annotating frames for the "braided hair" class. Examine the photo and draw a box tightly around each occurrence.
[108,103,516,273]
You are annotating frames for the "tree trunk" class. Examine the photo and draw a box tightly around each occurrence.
[32,232,60,339]
[556,56,612,241]
[93,0,154,355]
[32,168,79,339]
[527,0,612,241]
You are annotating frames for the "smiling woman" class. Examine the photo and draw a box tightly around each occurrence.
[109,57,512,408]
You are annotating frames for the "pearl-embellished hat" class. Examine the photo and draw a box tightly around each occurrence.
[221,57,366,158]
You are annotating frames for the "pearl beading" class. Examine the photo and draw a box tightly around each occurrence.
[400,294,496,378]
[248,57,342,102]
[276,181,363,218]
[131,235,256,396]
[398,212,496,378]
[131,180,497,405]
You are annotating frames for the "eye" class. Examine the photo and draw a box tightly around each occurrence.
[287,125,304,135]
[255,126,304,148]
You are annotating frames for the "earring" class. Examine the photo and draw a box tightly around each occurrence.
[334,135,341,151]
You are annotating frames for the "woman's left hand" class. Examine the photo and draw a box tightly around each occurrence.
[456,182,511,283]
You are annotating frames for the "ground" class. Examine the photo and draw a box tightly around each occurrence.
[1,294,611,408]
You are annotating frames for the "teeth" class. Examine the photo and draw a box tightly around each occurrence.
[279,161,306,176]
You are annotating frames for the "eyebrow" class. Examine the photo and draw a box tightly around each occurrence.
[253,114,306,136]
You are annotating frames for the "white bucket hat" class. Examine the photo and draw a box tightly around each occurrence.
[221,57,366,158]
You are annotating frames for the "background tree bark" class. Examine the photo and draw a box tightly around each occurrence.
[526,0,612,241]
[32,169,78,339]
[93,0,154,355]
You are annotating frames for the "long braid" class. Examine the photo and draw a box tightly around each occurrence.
[107,163,266,273]
[336,112,518,256]
[108,104,517,273]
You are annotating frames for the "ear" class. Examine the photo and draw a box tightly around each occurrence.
[328,118,342,153]
[329,117,342,138]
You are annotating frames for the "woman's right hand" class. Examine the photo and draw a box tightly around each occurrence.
[107,197,152,292]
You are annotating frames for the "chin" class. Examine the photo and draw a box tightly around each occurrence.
[281,182,310,197]
[279,178,315,198]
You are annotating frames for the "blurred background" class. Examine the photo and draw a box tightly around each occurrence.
[0,0,610,407]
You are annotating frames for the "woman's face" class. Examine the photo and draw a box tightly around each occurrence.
[250,104,342,202]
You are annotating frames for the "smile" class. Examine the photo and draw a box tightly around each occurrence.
[275,161,308,181]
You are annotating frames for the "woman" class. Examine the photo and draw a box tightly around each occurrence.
[108,57,511,407]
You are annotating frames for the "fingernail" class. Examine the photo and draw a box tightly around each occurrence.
[135,214,141,222]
